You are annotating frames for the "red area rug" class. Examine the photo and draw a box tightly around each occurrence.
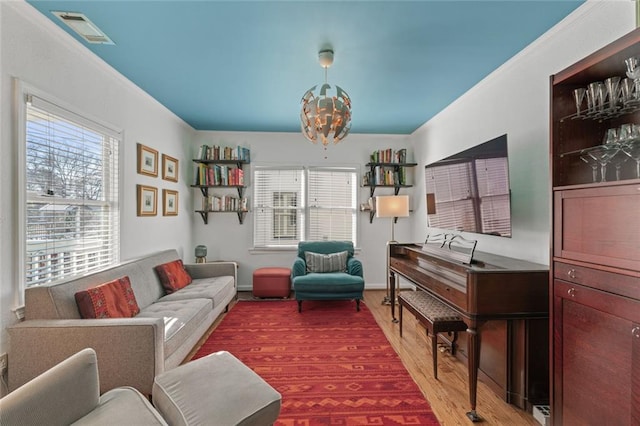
[193,300,440,425]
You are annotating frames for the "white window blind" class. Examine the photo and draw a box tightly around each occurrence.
[307,168,357,242]
[254,167,305,247]
[253,166,357,248]
[24,94,120,287]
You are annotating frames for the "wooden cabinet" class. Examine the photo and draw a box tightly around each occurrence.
[550,28,640,425]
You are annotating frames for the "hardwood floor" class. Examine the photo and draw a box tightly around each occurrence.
[363,290,540,426]
[188,290,541,425]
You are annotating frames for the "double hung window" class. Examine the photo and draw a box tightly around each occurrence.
[253,166,357,248]
[22,93,121,289]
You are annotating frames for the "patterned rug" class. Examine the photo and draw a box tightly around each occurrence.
[192,300,440,425]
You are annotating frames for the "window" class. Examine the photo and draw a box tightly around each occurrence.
[253,166,357,248]
[22,93,120,289]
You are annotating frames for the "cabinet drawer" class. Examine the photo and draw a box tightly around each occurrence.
[554,262,640,301]
[553,184,640,271]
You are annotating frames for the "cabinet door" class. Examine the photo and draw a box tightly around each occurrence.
[553,184,640,271]
[553,280,640,425]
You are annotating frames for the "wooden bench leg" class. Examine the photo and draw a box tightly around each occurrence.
[399,303,403,337]
[451,331,459,356]
[430,331,438,380]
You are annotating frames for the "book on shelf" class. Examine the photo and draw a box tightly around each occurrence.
[196,144,251,162]
[203,195,248,212]
[369,148,408,164]
[193,164,245,186]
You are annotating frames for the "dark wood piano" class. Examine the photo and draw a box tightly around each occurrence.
[389,243,549,421]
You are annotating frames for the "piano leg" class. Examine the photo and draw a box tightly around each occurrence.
[390,271,398,323]
[466,326,482,422]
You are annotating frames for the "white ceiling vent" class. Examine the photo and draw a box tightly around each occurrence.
[52,11,114,45]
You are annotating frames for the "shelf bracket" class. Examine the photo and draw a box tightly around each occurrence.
[199,187,208,198]
[197,211,209,225]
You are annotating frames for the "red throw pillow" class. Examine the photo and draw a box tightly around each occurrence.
[155,259,192,294]
[75,276,140,319]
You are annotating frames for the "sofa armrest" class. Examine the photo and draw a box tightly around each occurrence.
[0,348,100,425]
[291,257,306,279]
[347,257,363,277]
[184,262,237,282]
[8,318,164,396]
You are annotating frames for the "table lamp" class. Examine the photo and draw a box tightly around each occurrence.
[195,245,207,263]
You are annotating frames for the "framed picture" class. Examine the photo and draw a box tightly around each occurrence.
[162,154,179,182]
[137,143,158,177]
[163,189,179,216]
[137,185,157,216]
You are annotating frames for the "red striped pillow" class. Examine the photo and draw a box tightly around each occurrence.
[75,276,140,319]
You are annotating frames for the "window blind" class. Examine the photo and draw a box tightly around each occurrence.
[307,168,357,243]
[253,166,357,248]
[253,167,305,247]
[25,95,120,287]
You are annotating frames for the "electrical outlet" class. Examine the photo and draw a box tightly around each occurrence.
[0,353,7,375]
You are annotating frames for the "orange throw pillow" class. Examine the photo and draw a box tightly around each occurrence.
[75,276,140,319]
[155,259,192,294]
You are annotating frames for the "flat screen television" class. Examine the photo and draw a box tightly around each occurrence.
[424,134,512,238]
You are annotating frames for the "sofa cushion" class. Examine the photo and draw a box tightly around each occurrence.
[73,387,168,425]
[137,298,212,358]
[293,272,364,292]
[305,251,348,273]
[155,259,192,294]
[74,277,140,319]
[159,276,235,307]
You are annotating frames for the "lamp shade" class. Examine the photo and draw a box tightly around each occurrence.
[375,195,410,218]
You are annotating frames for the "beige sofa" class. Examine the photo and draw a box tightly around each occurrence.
[7,249,236,395]
[1,348,282,426]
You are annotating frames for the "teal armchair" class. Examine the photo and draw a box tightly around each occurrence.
[291,241,365,312]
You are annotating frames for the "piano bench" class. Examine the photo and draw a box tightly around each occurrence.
[398,290,468,380]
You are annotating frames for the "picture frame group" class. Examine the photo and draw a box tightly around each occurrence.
[136,143,180,217]
[137,143,179,182]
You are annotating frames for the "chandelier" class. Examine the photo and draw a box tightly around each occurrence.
[300,49,352,145]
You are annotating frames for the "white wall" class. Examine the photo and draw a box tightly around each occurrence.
[0,1,196,361]
[410,1,636,265]
[191,131,413,291]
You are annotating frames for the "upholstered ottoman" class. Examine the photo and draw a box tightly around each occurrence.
[253,267,291,298]
[152,351,281,426]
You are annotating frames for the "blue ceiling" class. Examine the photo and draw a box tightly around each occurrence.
[26,0,583,135]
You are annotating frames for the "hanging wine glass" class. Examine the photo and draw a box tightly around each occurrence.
[604,76,621,115]
[625,56,640,104]
[622,138,640,179]
[588,146,618,182]
[580,151,599,183]
[573,88,587,117]
[610,150,629,180]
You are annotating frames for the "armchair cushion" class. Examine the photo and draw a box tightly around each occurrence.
[305,250,348,273]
